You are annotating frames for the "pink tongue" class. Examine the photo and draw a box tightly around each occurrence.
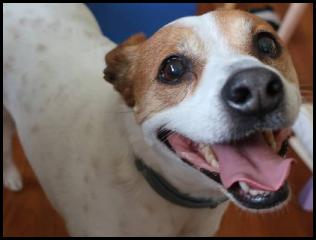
[212,134,294,191]
[168,133,294,192]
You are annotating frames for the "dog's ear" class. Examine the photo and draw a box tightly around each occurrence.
[104,33,146,107]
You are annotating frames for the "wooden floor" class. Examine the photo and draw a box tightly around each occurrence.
[3,3,313,237]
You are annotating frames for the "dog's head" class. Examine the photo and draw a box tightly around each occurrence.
[104,10,301,212]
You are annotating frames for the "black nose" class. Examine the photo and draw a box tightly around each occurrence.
[222,67,284,116]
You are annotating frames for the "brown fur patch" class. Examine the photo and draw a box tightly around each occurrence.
[104,33,146,107]
[133,26,206,122]
[104,26,206,123]
[213,9,298,84]
[213,10,269,54]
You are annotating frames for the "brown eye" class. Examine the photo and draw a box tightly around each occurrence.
[255,32,280,58]
[158,55,188,84]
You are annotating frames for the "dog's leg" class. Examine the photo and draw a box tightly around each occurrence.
[3,106,23,191]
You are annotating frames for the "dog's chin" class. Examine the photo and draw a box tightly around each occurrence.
[155,127,292,212]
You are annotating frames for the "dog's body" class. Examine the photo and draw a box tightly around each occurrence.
[4,3,301,237]
[4,4,229,236]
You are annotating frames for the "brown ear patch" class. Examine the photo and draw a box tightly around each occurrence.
[103,33,146,107]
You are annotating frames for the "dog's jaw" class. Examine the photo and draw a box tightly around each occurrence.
[122,102,226,200]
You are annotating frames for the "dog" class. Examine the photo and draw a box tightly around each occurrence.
[3,3,302,236]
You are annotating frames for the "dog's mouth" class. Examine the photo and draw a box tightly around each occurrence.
[157,128,294,210]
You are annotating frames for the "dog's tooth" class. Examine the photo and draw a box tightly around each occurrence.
[209,156,219,169]
[198,143,205,150]
[249,189,259,196]
[199,145,219,169]
[239,181,249,192]
[198,143,209,151]
[263,130,276,151]
[207,155,219,169]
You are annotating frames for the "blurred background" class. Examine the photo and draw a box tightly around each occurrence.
[86,3,197,43]
[3,3,313,237]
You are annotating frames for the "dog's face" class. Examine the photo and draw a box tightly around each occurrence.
[104,10,301,212]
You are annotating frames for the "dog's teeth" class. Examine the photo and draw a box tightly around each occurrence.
[263,130,275,149]
[248,189,267,196]
[239,181,249,193]
[263,130,276,151]
[239,182,270,196]
[198,144,219,169]
[249,189,259,196]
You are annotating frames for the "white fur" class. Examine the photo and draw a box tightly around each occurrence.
[4,4,229,236]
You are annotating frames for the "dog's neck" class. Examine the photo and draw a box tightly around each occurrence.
[119,101,224,200]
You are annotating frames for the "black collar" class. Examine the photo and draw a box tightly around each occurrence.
[135,158,228,209]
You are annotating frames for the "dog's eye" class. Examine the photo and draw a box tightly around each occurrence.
[158,56,187,84]
[255,32,280,58]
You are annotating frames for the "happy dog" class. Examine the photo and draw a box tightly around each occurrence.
[4,4,301,236]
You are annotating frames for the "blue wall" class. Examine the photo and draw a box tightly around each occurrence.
[85,3,197,44]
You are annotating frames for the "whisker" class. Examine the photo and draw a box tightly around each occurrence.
[157,128,175,143]
[160,132,175,143]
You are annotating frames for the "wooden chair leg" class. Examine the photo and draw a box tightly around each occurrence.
[278,3,309,44]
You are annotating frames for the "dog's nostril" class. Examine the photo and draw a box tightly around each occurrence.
[266,78,283,97]
[230,86,251,104]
